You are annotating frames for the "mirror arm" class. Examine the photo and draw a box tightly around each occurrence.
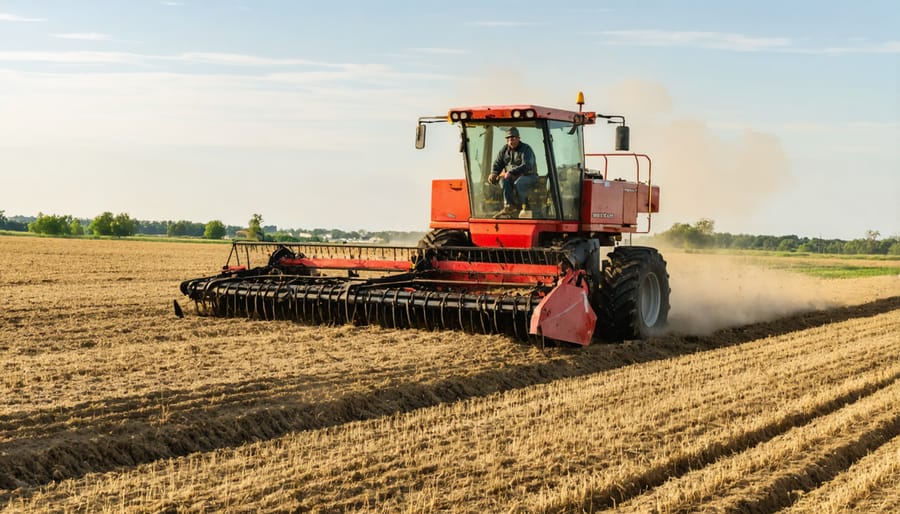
[415,115,449,149]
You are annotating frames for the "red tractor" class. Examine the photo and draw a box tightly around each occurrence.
[180,93,670,345]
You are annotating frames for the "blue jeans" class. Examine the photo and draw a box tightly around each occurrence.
[500,174,538,208]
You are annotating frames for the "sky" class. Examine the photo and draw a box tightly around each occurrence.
[0,0,897,239]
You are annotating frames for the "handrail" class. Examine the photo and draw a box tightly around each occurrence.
[583,153,654,233]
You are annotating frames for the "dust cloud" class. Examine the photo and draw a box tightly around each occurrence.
[601,79,792,232]
[598,80,808,333]
[662,251,835,335]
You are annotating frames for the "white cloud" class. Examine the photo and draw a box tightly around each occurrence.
[597,29,900,55]
[0,51,141,64]
[600,30,791,52]
[0,50,377,69]
[0,64,450,150]
[410,48,468,55]
[173,52,327,66]
[0,50,459,89]
[0,12,46,22]
[52,33,112,41]
[799,40,900,55]
[470,21,536,27]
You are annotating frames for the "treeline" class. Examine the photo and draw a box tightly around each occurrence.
[1,210,425,244]
[264,227,423,243]
[656,219,900,255]
[3,211,236,239]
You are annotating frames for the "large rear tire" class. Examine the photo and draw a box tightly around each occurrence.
[595,246,670,341]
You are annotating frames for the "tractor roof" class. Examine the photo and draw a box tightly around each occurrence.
[447,104,596,124]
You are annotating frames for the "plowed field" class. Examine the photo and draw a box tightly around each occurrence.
[1,236,898,513]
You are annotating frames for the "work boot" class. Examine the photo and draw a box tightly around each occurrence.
[494,205,519,219]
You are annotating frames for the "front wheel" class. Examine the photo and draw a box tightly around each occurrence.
[417,229,471,249]
[595,246,670,341]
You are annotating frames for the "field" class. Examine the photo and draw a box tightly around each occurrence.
[1,235,898,513]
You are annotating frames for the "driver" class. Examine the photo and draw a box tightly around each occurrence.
[488,127,537,218]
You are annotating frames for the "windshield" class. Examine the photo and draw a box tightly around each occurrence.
[462,122,557,219]
[547,120,584,220]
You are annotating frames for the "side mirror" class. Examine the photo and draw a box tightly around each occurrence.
[615,125,630,152]
[415,124,426,149]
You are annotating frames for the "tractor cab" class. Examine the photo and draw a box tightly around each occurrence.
[417,97,655,249]
[418,104,600,223]
[459,114,586,221]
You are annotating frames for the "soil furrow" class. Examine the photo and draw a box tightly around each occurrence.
[1,304,896,491]
[784,433,900,513]
[613,381,900,513]
[536,373,900,512]
[5,310,897,512]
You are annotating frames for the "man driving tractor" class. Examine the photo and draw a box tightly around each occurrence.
[488,127,537,218]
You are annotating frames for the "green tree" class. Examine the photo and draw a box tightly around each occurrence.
[888,240,900,255]
[776,238,797,252]
[28,213,74,235]
[694,218,715,237]
[90,212,115,236]
[167,221,185,237]
[825,240,844,254]
[70,219,85,236]
[658,219,715,249]
[167,220,204,237]
[204,220,227,239]
[111,213,136,237]
[875,238,895,255]
[136,220,168,235]
[247,213,264,241]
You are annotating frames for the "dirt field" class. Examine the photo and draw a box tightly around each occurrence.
[1,235,898,513]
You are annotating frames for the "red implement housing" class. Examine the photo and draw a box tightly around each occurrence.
[530,270,597,346]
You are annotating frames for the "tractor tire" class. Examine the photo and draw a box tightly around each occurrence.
[417,229,471,249]
[595,246,670,341]
[416,229,472,267]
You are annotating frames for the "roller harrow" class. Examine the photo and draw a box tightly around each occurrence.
[179,241,592,343]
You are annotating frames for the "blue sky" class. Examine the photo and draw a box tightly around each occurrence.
[0,0,897,239]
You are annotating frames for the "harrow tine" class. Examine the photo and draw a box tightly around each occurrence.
[439,295,448,331]
[391,289,400,328]
[344,285,352,324]
[491,296,501,335]
[511,296,521,340]
[302,286,312,323]
[405,290,413,328]
[478,294,487,334]
[181,274,544,342]
[422,291,433,331]
[456,293,465,332]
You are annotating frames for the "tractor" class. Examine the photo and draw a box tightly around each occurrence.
[179,92,670,345]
